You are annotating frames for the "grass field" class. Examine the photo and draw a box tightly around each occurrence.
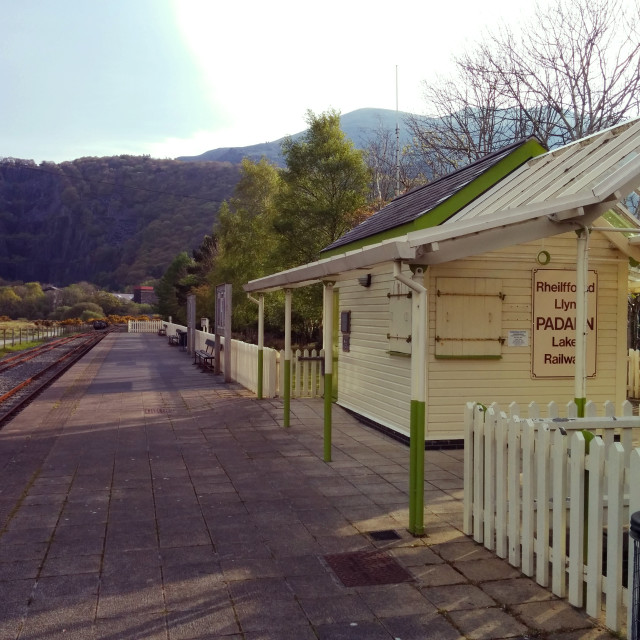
[0,321,53,355]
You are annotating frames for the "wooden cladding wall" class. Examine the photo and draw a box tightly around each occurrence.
[334,231,628,441]
[425,231,627,439]
[435,277,503,359]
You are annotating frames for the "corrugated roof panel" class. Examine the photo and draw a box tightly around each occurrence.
[451,118,640,225]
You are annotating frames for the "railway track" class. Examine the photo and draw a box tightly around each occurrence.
[0,330,111,426]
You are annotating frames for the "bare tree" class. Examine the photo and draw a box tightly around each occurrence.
[362,122,429,203]
[407,0,640,174]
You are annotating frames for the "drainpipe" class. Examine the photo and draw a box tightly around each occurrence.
[247,294,264,399]
[323,282,335,462]
[284,289,292,427]
[394,261,427,536]
[575,228,590,418]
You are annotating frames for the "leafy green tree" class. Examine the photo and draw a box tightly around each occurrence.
[62,302,104,320]
[9,282,49,319]
[0,287,21,318]
[186,234,219,321]
[269,109,370,342]
[274,109,371,269]
[61,282,98,307]
[210,158,281,331]
[92,290,129,316]
[155,252,194,324]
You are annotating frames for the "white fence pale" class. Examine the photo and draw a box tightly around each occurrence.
[464,400,640,637]
[277,349,325,398]
[128,319,164,333]
[229,338,278,397]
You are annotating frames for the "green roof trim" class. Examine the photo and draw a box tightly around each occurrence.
[602,209,634,236]
[322,138,546,258]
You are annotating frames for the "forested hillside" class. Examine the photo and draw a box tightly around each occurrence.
[0,156,240,289]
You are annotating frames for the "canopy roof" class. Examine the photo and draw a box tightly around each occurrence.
[323,137,544,254]
[245,118,640,294]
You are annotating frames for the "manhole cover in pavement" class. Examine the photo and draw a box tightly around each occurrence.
[368,529,402,541]
[324,549,412,587]
[144,408,172,414]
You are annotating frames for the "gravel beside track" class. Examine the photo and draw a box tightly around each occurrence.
[0,332,107,423]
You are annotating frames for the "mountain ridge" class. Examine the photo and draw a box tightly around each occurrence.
[0,108,417,289]
[176,107,415,165]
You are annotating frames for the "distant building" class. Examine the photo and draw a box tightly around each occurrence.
[133,286,157,305]
[111,292,134,302]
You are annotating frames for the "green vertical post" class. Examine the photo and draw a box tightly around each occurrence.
[324,373,333,461]
[257,294,264,399]
[408,403,418,533]
[394,262,427,537]
[323,282,335,461]
[413,399,426,535]
[257,349,264,399]
[283,359,291,427]
[284,289,292,428]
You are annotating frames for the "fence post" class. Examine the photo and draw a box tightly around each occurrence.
[521,420,536,576]
[473,404,485,543]
[551,427,568,598]
[536,424,551,587]
[507,416,521,567]
[629,450,640,639]
[568,431,586,607]
[605,443,625,632]
[495,411,508,558]
[484,406,497,550]
[463,402,475,536]
[585,437,605,616]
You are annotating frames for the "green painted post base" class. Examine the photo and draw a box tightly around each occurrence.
[408,399,426,537]
[574,397,586,418]
[414,400,425,536]
[408,403,417,534]
[324,373,333,462]
[283,359,291,428]
[257,349,263,399]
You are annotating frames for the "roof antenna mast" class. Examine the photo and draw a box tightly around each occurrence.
[395,65,401,197]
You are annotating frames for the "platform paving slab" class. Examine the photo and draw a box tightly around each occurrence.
[0,332,624,639]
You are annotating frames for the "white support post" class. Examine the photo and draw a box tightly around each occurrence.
[574,228,590,416]
[247,293,265,399]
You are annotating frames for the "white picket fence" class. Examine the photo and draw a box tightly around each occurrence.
[225,345,323,398]
[128,321,324,399]
[281,349,325,398]
[464,400,640,637]
[128,319,164,333]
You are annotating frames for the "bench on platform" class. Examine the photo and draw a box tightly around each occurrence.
[158,324,167,336]
[194,338,216,370]
[168,329,187,348]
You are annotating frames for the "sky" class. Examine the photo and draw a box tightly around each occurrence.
[1,0,549,164]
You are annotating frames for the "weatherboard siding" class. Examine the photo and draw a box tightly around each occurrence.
[425,232,625,439]
[335,231,628,441]
[336,267,413,436]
